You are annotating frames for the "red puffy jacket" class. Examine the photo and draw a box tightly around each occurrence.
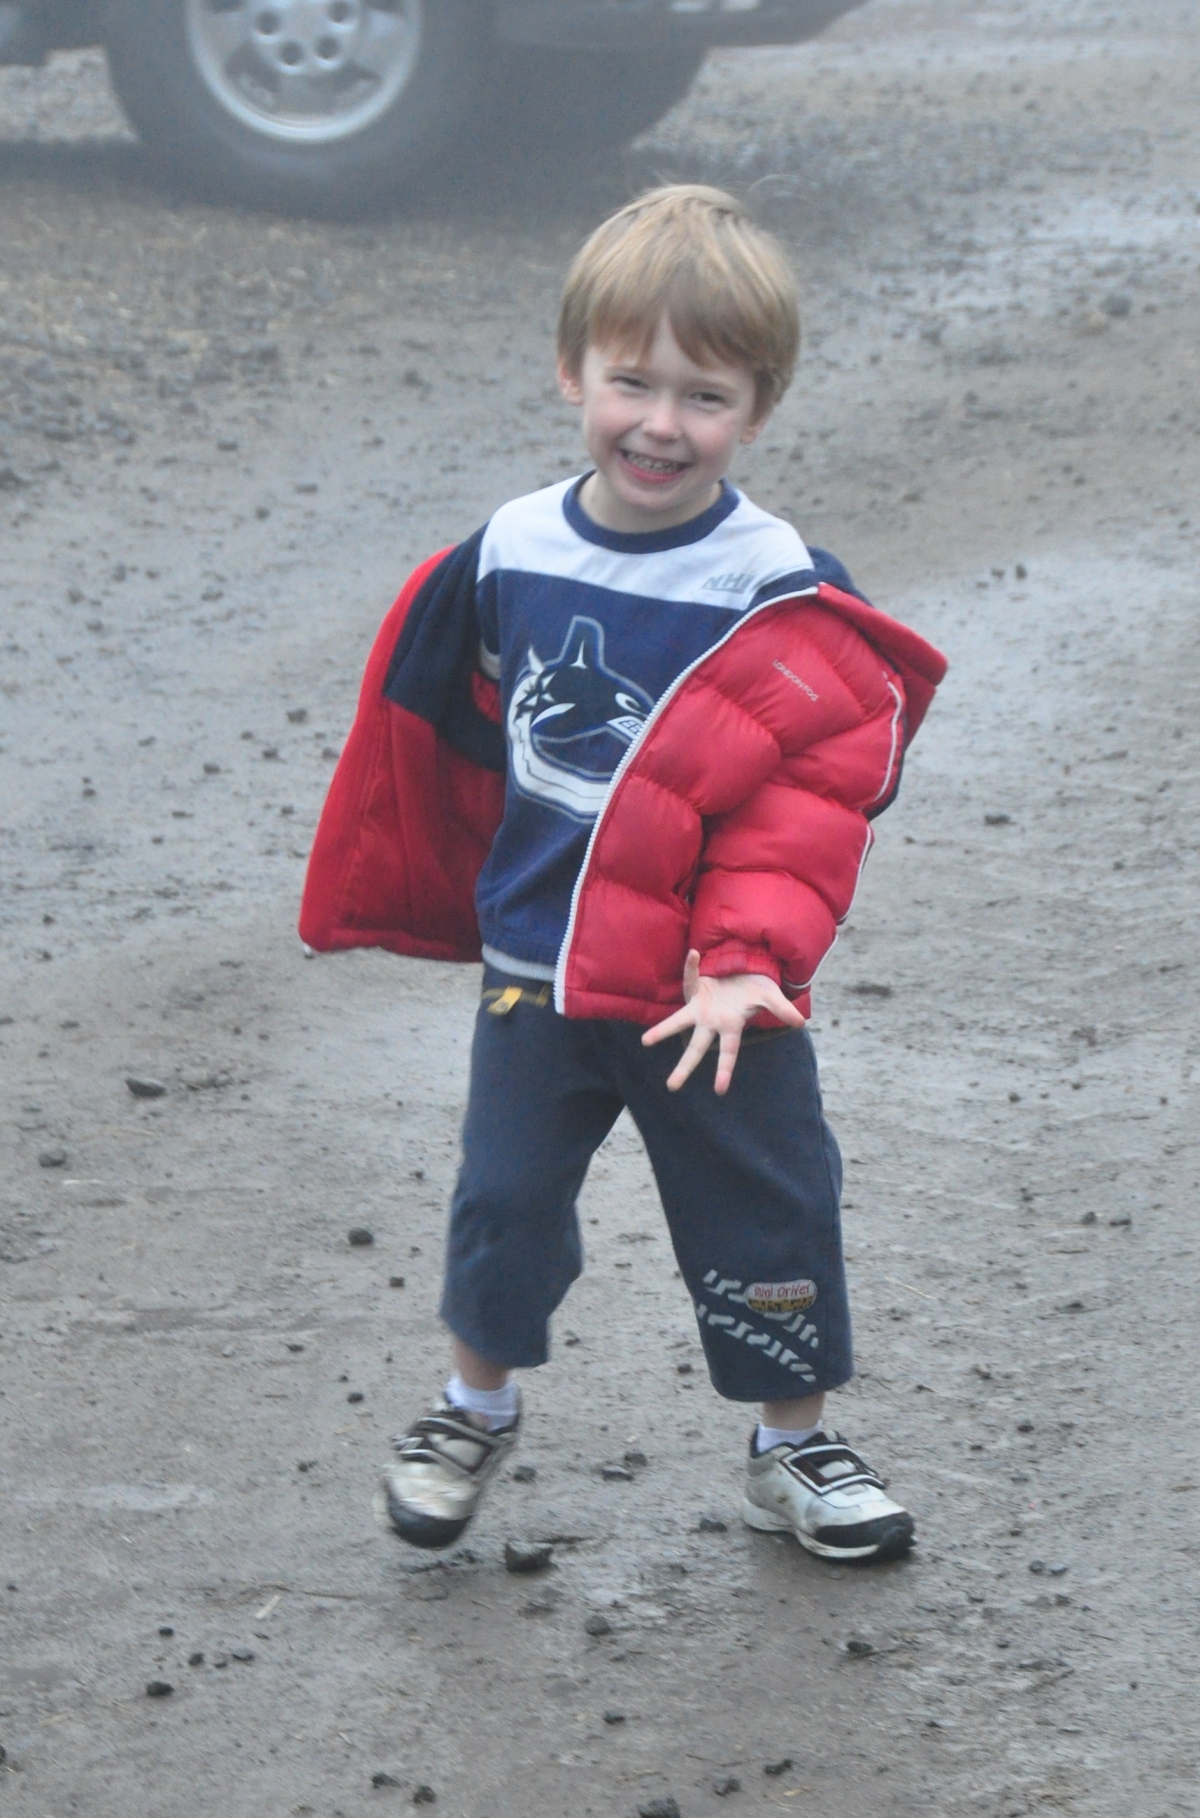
[300,551,947,1025]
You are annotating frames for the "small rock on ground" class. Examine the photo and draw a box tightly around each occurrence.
[38,1148,67,1167]
[503,1540,553,1574]
[125,1076,167,1099]
[764,1758,793,1776]
[638,1800,681,1818]
[348,1225,375,1246]
[371,1770,401,1787]
[145,1680,174,1698]
[713,1775,741,1795]
[584,1612,612,1636]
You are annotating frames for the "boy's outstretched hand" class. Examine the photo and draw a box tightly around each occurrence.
[642,949,806,1095]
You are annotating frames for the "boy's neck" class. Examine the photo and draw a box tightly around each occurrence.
[576,470,727,538]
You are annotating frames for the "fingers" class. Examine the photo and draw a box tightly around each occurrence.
[642,1004,695,1048]
[712,1024,743,1096]
[665,1024,713,1092]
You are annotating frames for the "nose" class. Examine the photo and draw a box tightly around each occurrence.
[643,391,683,441]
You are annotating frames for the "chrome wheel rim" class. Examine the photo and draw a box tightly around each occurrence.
[185,0,422,144]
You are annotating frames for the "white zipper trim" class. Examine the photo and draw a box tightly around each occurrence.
[869,679,905,807]
[553,586,819,1013]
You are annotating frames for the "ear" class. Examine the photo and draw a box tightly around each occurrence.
[557,356,585,407]
[740,404,773,447]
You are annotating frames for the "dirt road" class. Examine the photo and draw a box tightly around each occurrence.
[2,3,1198,1813]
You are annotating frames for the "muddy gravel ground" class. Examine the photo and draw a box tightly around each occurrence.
[2,2,1199,1813]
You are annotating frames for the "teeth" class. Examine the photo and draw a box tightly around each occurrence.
[624,452,684,474]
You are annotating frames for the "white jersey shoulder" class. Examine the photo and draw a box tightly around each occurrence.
[479,478,581,582]
[479,479,814,613]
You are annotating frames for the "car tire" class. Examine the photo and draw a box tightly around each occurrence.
[104,0,491,214]
[482,44,706,160]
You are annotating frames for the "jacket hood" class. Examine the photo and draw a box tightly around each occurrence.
[802,549,947,736]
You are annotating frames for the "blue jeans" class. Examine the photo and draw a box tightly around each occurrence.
[440,969,853,1402]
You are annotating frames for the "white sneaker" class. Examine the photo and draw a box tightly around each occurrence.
[375,1396,520,1550]
[743,1427,915,1561]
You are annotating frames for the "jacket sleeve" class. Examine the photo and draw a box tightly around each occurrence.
[688,632,907,994]
[383,525,505,769]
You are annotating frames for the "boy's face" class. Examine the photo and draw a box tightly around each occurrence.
[558,316,767,536]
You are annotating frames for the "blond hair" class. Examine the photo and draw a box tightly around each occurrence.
[558,184,800,419]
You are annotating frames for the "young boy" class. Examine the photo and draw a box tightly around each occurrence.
[301,185,946,1564]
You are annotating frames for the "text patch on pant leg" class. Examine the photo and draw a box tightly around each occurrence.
[744,1279,818,1316]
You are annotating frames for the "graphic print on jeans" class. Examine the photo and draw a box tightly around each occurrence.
[506,616,655,822]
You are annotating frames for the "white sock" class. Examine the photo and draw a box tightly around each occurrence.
[446,1371,519,1431]
[756,1419,825,1455]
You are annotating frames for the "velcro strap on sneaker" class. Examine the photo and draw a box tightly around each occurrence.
[393,1411,500,1475]
[785,1440,886,1497]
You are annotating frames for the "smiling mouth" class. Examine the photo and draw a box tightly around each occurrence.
[619,449,690,478]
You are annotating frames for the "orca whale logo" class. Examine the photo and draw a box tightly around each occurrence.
[508,617,653,821]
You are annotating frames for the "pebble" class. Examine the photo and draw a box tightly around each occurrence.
[623,1449,648,1469]
[348,1226,375,1247]
[511,1464,537,1483]
[764,1757,793,1776]
[38,1148,67,1168]
[584,1613,612,1637]
[603,1709,626,1725]
[229,1648,255,1662]
[846,1636,874,1657]
[412,1785,436,1804]
[638,1800,681,1818]
[158,1625,174,1637]
[371,1771,401,1787]
[347,1391,365,1404]
[600,1464,633,1482]
[697,1515,727,1533]
[188,1652,205,1666]
[126,1076,167,1099]
[504,1540,553,1574]
[713,1775,740,1795]
[389,1275,406,1288]
[145,1680,174,1697]
[675,1361,693,1374]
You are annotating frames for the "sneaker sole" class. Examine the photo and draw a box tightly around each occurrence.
[373,1485,472,1551]
[742,1495,915,1562]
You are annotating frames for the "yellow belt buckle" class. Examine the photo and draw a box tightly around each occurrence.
[486,984,524,1017]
